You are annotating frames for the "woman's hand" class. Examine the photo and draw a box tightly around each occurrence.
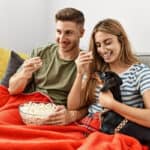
[98,90,116,110]
[75,51,93,75]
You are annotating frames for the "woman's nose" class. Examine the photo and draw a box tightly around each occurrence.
[99,44,107,52]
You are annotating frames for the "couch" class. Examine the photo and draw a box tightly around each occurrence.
[137,54,150,66]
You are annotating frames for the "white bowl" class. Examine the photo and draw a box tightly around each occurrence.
[19,101,57,125]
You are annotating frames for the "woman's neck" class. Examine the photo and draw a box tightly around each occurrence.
[109,62,131,74]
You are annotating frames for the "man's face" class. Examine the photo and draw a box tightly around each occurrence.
[55,21,84,52]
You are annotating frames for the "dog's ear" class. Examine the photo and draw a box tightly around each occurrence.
[108,71,122,86]
[101,78,117,91]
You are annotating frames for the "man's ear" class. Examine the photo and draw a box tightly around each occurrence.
[79,27,85,38]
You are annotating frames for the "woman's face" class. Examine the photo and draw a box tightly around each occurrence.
[94,31,121,64]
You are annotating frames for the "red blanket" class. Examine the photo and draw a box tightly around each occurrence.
[0,85,149,150]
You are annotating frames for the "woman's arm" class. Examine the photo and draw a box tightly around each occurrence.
[67,73,87,110]
[67,51,93,110]
[99,90,150,127]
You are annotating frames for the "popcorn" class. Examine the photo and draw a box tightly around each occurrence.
[19,101,57,125]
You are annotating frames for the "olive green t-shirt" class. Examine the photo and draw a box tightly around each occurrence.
[30,43,77,105]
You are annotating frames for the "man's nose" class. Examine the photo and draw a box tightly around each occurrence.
[59,33,65,41]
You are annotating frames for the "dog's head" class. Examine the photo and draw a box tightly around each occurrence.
[97,71,122,101]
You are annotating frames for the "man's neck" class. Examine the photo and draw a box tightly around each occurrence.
[58,48,80,61]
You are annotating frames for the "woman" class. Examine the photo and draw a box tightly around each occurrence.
[67,18,150,133]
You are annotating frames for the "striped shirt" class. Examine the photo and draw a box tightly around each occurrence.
[88,63,150,114]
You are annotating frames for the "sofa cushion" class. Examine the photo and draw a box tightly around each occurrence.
[137,55,150,67]
[0,48,28,81]
[0,48,11,80]
[1,51,27,87]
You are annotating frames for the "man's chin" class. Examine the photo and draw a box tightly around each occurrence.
[60,45,74,52]
[59,45,68,49]
[60,47,70,52]
[60,46,66,49]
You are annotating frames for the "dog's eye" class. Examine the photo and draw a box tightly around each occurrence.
[100,72,106,79]
[103,73,110,78]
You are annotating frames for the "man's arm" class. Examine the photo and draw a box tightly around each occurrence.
[8,57,42,95]
[8,70,31,95]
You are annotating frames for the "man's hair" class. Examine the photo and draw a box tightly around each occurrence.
[55,7,85,25]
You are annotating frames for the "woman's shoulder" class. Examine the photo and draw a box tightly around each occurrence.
[122,63,150,80]
[120,63,150,80]
[130,63,150,73]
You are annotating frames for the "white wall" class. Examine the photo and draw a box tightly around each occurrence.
[0,0,50,54]
[48,0,150,54]
[0,0,150,54]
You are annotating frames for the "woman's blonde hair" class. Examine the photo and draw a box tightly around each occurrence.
[85,18,139,102]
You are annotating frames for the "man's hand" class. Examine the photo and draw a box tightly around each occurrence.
[21,57,42,79]
[8,57,42,95]
[43,105,77,125]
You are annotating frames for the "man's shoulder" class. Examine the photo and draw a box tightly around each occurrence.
[36,43,58,54]
[31,43,58,57]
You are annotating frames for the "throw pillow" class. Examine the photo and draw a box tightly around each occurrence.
[1,51,24,87]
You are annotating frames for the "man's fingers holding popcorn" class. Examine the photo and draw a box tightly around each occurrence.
[23,57,42,71]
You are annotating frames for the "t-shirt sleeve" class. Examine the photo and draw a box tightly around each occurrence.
[139,65,150,94]
[30,48,38,58]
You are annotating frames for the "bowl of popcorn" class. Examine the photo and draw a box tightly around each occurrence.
[19,101,57,125]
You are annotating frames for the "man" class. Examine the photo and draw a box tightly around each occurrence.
[8,7,87,125]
